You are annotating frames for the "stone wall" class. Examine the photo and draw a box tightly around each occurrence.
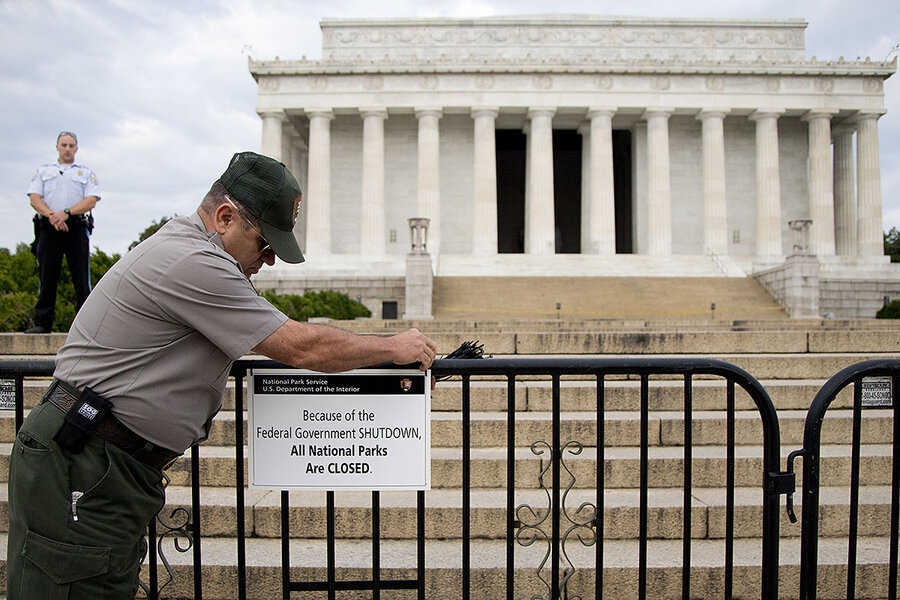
[820,279,900,318]
[255,277,405,320]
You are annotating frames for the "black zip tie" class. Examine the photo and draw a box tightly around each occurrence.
[437,340,490,381]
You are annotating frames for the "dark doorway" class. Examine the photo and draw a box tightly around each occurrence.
[496,130,526,253]
[382,301,398,319]
[553,130,582,253]
[613,129,633,254]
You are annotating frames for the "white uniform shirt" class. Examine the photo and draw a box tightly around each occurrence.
[26,162,101,211]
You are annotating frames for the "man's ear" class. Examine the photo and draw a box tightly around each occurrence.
[213,202,238,235]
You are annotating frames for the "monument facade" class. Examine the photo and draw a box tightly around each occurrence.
[249,15,897,318]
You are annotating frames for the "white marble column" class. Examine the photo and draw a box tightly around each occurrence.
[855,111,886,257]
[305,109,333,256]
[472,107,499,255]
[259,110,285,161]
[282,125,307,252]
[523,122,532,247]
[643,108,673,255]
[633,122,648,254]
[832,124,857,256]
[587,108,617,254]
[804,110,837,256]
[526,108,556,255]
[751,110,785,256]
[697,109,729,255]
[578,122,591,254]
[415,108,442,256]
[360,108,387,257]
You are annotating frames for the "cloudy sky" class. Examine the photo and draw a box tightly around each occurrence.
[1,0,897,256]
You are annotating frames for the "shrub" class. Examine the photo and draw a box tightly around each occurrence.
[876,300,900,319]
[261,290,371,321]
[0,244,121,332]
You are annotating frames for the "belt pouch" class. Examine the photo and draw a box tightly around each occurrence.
[53,386,113,453]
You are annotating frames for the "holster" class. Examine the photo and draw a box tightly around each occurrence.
[53,386,114,453]
[30,215,41,255]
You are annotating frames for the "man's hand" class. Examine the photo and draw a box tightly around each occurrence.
[389,328,437,371]
[47,210,69,232]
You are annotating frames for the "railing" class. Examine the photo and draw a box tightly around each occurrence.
[429,357,786,600]
[793,358,900,600]
[2,357,791,599]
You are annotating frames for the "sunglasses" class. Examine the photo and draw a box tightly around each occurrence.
[225,195,272,254]
[57,131,78,143]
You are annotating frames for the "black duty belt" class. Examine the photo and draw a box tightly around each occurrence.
[44,380,181,470]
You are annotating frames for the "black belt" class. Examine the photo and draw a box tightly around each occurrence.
[43,380,181,471]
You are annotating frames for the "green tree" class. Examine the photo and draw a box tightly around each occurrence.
[128,216,175,251]
[0,215,372,332]
[0,244,121,332]
[885,227,900,262]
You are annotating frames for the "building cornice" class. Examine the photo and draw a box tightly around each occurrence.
[249,56,897,80]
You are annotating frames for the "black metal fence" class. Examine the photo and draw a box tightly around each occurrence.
[792,358,900,600]
[3,356,897,599]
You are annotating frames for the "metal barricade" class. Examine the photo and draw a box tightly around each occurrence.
[1,356,791,600]
[793,358,900,600]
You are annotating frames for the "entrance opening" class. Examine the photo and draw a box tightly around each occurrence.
[496,130,526,253]
[613,129,633,254]
[553,130,582,253]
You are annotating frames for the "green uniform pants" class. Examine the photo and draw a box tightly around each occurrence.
[7,400,166,599]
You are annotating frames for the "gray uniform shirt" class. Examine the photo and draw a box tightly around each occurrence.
[55,212,288,452]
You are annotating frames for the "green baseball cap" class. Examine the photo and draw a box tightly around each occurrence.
[220,151,305,263]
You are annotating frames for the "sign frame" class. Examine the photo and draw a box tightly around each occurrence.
[247,367,431,491]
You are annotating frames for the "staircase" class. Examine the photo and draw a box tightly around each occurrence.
[432,276,787,321]
[0,319,898,599]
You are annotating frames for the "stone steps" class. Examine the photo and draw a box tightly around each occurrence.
[0,376,853,413]
[431,274,787,321]
[0,443,886,489]
[5,327,900,356]
[2,406,882,450]
[1,324,896,599]
[0,534,891,600]
[0,485,884,541]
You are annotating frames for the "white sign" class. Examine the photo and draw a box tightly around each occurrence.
[861,376,893,409]
[248,368,430,490]
[0,379,15,411]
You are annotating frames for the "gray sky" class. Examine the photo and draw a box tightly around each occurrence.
[1,0,897,256]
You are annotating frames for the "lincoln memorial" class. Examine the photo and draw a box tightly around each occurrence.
[248,15,897,319]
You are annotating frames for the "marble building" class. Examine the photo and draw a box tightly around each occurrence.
[248,15,897,318]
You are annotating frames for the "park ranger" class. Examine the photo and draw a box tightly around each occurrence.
[6,151,437,599]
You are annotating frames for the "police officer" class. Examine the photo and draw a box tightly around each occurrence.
[25,131,100,333]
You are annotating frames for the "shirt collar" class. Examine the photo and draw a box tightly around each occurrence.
[188,211,226,253]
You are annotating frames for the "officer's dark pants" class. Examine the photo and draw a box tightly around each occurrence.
[33,219,91,330]
[7,399,166,599]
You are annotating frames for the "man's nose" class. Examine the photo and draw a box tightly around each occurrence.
[262,250,276,266]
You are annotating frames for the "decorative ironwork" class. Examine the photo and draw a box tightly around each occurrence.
[515,439,598,600]
[560,440,598,600]
[515,440,553,599]
[138,473,194,599]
